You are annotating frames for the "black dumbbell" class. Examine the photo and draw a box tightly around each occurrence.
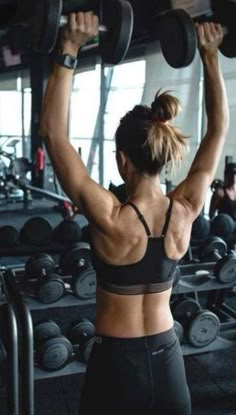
[151,3,236,68]
[172,297,220,348]
[0,225,20,248]
[191,214,210,241]
[25,254,65,304]
[210,214,235,239]
[67,318,95,363]
[53,218,82,244]
[27,0,134,65]
[20,216,53,246]
[201,236,236,284]
[34,320,73,371]
[60,242,96,300]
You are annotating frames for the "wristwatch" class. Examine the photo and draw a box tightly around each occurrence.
[55,54,78,70]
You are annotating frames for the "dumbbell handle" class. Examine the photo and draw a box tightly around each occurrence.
[213,249,222,261]
[60,15,107,33]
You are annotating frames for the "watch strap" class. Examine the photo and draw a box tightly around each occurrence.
[56,53,78,70]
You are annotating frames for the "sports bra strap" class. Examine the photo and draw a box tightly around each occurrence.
[126,202,151,237]
[161,198,173,236]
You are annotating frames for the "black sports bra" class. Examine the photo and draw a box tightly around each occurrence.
[90,199,179,295]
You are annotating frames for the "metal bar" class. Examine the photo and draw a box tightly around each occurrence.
[0,274,19,415]
[4,271,34,415]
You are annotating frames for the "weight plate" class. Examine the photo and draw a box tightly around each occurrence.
[214,254,236,284]
[34,320,62,346]
[191,215,210,240]
[20,216,53,246]
[67,318,95,346]
[0,225,19,248]
[172,297,201,324]
[202,236,227,259]
[210,214,235,239]
[32,0,62,54]
[37,276,65,304]
[174,320,184,344]
[72,267,96,299]
[60,242,91,274]
[25,253,55,278]
[212,0,236,58]
[99,0,134,65]
[154,9,197,68]
[53,219,82,244]
[37,336,73,371]
[188,310,220,348]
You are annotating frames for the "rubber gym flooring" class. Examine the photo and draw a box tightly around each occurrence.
[0,199,235,415]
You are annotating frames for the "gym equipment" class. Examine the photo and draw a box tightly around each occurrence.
[53,218,82,244]
[173,266,181,288]
[191,214,210,240]
[0,225,19,248]
[210,214,235,239]
[16,0,134,65]
[25,253,56,279]
[201,236,236,284]
[211,179,224,193]
[34,269,66,304]
[67,317,95,363]
[20,216,53,246]
[60,242,96,299]
[174,320,184,344]
[172,297,220,347]
[34,320,73,371]
[80,224,91,243]
[0,337,6,370]
[151,1,236,68]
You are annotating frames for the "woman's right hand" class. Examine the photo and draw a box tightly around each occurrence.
[60,11,99,55]
[196,22,223,58]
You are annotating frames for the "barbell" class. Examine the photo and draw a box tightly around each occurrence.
[151,0,236,68]
[31,0,134,65]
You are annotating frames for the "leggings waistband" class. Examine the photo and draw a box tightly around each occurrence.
[94,326,176,351]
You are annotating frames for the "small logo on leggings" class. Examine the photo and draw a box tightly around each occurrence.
[152,348,164,355]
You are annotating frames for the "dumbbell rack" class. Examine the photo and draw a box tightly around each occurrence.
[172,259,236,356]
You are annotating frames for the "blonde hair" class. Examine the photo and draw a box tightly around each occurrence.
[115,89,189,175]
[144,89,189,172]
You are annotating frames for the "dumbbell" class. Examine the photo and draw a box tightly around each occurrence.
[0,225,20,248]
[191,214,210,241]
[60,242,96,300]
[21,0,135,65]
[25,253,65,304]
[34,320,73,371]
[172,297,220,348]
[201,236,236,284]
[210,214,235,239]
[150,1,236,68]
[67,317,95,363]
[53,218,82,244]
[20,216,53,246]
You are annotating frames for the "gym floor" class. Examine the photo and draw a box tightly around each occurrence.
[0,200,235,415]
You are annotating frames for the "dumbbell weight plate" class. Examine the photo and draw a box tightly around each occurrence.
[172,297,201,324]
[212,0,236,58]
[99,0,134,65]
[152,9,197,68]
[36,335,73,371]
[174,320,184,345]
[214,253,236,284]
[34,320,62,344]
[67,318,95,346]
[0,225,19,248]
[36,274,65,304]
[202,236,227,259]
[53,218,82,244]
[20,216,53,246]
[72,267,96,299]
[188,310,220,348]
[32,0,62,53]
[60,242,91,275]
[25,253,56,279]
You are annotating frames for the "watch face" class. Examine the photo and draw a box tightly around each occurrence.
[57,54,77,69]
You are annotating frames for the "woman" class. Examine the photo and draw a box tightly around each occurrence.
[39,13,228,415]
[209,162,236,220]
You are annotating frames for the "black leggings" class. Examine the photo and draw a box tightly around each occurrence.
[79,327,191,415]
